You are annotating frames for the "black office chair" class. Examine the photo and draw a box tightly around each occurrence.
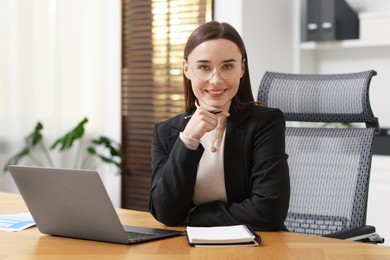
[258,70,384,243]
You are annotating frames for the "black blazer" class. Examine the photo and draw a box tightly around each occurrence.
[149,104,290,231]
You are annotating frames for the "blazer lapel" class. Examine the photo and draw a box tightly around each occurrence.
[166,113,191,151]
[224,107,252,201]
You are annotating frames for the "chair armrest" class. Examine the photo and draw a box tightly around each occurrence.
[323,225,384,244]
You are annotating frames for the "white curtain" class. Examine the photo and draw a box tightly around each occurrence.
[0,0,121,206]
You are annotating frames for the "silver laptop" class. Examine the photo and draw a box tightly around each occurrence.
[8,165,183,244]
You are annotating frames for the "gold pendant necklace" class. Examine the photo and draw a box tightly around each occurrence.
[206,128,224,153]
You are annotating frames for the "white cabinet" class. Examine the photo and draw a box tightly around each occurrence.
[294,0,390,128]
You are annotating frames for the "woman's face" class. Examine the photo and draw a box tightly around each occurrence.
[184,39,244,111]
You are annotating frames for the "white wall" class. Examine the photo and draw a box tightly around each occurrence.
[214,0,243,32]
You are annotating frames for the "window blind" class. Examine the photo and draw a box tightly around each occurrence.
[121,0,213,210]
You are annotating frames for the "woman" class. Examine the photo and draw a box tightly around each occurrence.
[149,21,290,231]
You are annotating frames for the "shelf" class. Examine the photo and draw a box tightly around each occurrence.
[301,39,390,50]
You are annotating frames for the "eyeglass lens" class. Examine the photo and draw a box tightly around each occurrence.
[190,62,241,81]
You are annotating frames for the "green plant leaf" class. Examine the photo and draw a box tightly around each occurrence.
[95,154,122,168]
[87,146,97,155]
[91,136,124,159]
[2,122,45,172]
[29,122,43,146]
[87,135,123,171]
[50,118,88,151]
[2,148,29,172]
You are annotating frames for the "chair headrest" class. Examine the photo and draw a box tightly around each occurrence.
[258,70,379,130]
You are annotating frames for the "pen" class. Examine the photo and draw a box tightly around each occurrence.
[184,110,222,119]
[211,110,222,114]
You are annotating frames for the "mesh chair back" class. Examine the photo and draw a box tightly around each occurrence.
[258,70,378,236]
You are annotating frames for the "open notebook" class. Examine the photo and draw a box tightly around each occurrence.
[8,165,183,244]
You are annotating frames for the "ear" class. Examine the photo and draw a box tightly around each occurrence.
[183,60,191,80]
[240,59,246,78]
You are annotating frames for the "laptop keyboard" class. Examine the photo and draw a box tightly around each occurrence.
[126,231,157,240]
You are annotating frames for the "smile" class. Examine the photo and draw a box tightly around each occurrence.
[207,89,225,95]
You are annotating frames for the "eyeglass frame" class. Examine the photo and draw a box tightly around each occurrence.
[185,58,246,81]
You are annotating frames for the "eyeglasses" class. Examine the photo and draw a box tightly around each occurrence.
[188,60,243,81]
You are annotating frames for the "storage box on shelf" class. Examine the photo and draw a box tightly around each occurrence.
[359,12,390,41]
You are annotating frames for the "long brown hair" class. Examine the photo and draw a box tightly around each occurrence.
[183,21,254,113]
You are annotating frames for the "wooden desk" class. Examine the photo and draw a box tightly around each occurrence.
[1,191,389,259]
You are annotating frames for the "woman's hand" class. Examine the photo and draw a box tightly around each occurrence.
[183,105,230,140]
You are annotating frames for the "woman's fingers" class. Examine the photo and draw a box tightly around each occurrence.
[183,107,229,140]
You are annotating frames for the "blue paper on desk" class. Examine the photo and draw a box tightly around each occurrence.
[0,212,36,232]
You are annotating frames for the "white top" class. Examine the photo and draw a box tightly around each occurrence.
[180,120,227,206]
